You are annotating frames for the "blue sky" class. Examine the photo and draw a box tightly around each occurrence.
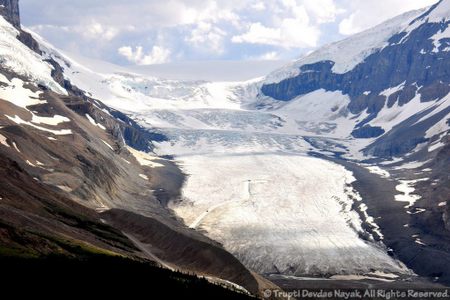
[20,0,438,65]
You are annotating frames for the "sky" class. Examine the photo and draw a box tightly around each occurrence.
[20,0,439,66]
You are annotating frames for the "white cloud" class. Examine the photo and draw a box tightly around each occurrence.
[82,21,119,41]
[118,45,171,65]
[303,0,344,24]
[232,18,320,48]
[339,14,358,36]
[21,0,440,64]
[231,0,342,48]
[258,51,280,60]
[338,0,439,35]
[186,22,227,54]
[251,1,266,11]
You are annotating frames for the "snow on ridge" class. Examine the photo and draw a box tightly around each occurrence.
[431,25,450,52]
[0,75,45,108]
[32,36,245,113]
[424,0,450,23]
[263,9,427,84]
[0,74,72,134]
[0,17,66,95]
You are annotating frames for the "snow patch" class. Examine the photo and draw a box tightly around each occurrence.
[6,115,72,135]
[139,174,149,180]
[127,146,164,168]
[101,140,114,151]
[31,114,70,126]
[25,160,35,167]
[431,25,450,53]
[380,81,405,98]
[395,179,428,208]
[86,114,106,130]
[366,166,391,178]
[0,76,45,108]
[428,140,445,152]
[0,133,9,147]
[359,203,384,240]
[12,141,20,152]
[57,185,73,193]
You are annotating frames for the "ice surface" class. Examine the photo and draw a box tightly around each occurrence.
[165,151,406,276]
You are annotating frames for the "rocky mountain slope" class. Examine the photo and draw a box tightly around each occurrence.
[0,1,276,297]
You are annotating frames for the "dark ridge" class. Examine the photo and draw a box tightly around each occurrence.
[101,209,261,296]
[351,125,385,138]
[1,255,256,299]
[409,0,445,26]
[0,0,20,29]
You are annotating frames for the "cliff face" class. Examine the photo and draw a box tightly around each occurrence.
[0,0,20,29]
[261,20,450,148]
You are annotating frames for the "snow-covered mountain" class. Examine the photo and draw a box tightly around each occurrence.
[257,0,449,160]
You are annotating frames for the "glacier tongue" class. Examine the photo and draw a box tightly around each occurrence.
[156,137,407,276]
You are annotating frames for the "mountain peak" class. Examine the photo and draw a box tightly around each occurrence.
[0,0,20,29]
[428,0,450,21]
[414,0,450,24]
